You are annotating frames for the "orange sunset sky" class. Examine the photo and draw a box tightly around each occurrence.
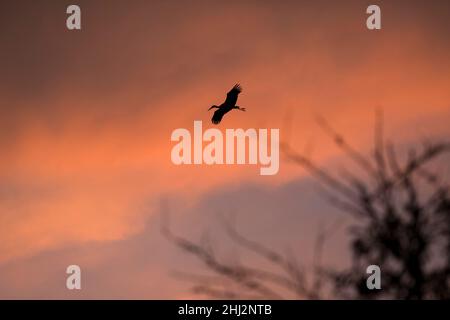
[0,0,449,298]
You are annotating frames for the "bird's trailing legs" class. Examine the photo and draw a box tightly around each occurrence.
[234,106,246,111]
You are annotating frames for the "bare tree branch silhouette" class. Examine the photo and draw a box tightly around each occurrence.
[163,113,450,299]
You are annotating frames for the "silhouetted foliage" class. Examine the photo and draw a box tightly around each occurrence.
[164,112,450,299]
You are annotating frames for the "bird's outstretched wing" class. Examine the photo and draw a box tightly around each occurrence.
[224,84,242,106]
[211,109,224,124]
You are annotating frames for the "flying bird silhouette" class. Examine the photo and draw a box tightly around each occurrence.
[208,84,246,124]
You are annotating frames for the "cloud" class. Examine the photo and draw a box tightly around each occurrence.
[0,175,351,299]
[0,0,449,297]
